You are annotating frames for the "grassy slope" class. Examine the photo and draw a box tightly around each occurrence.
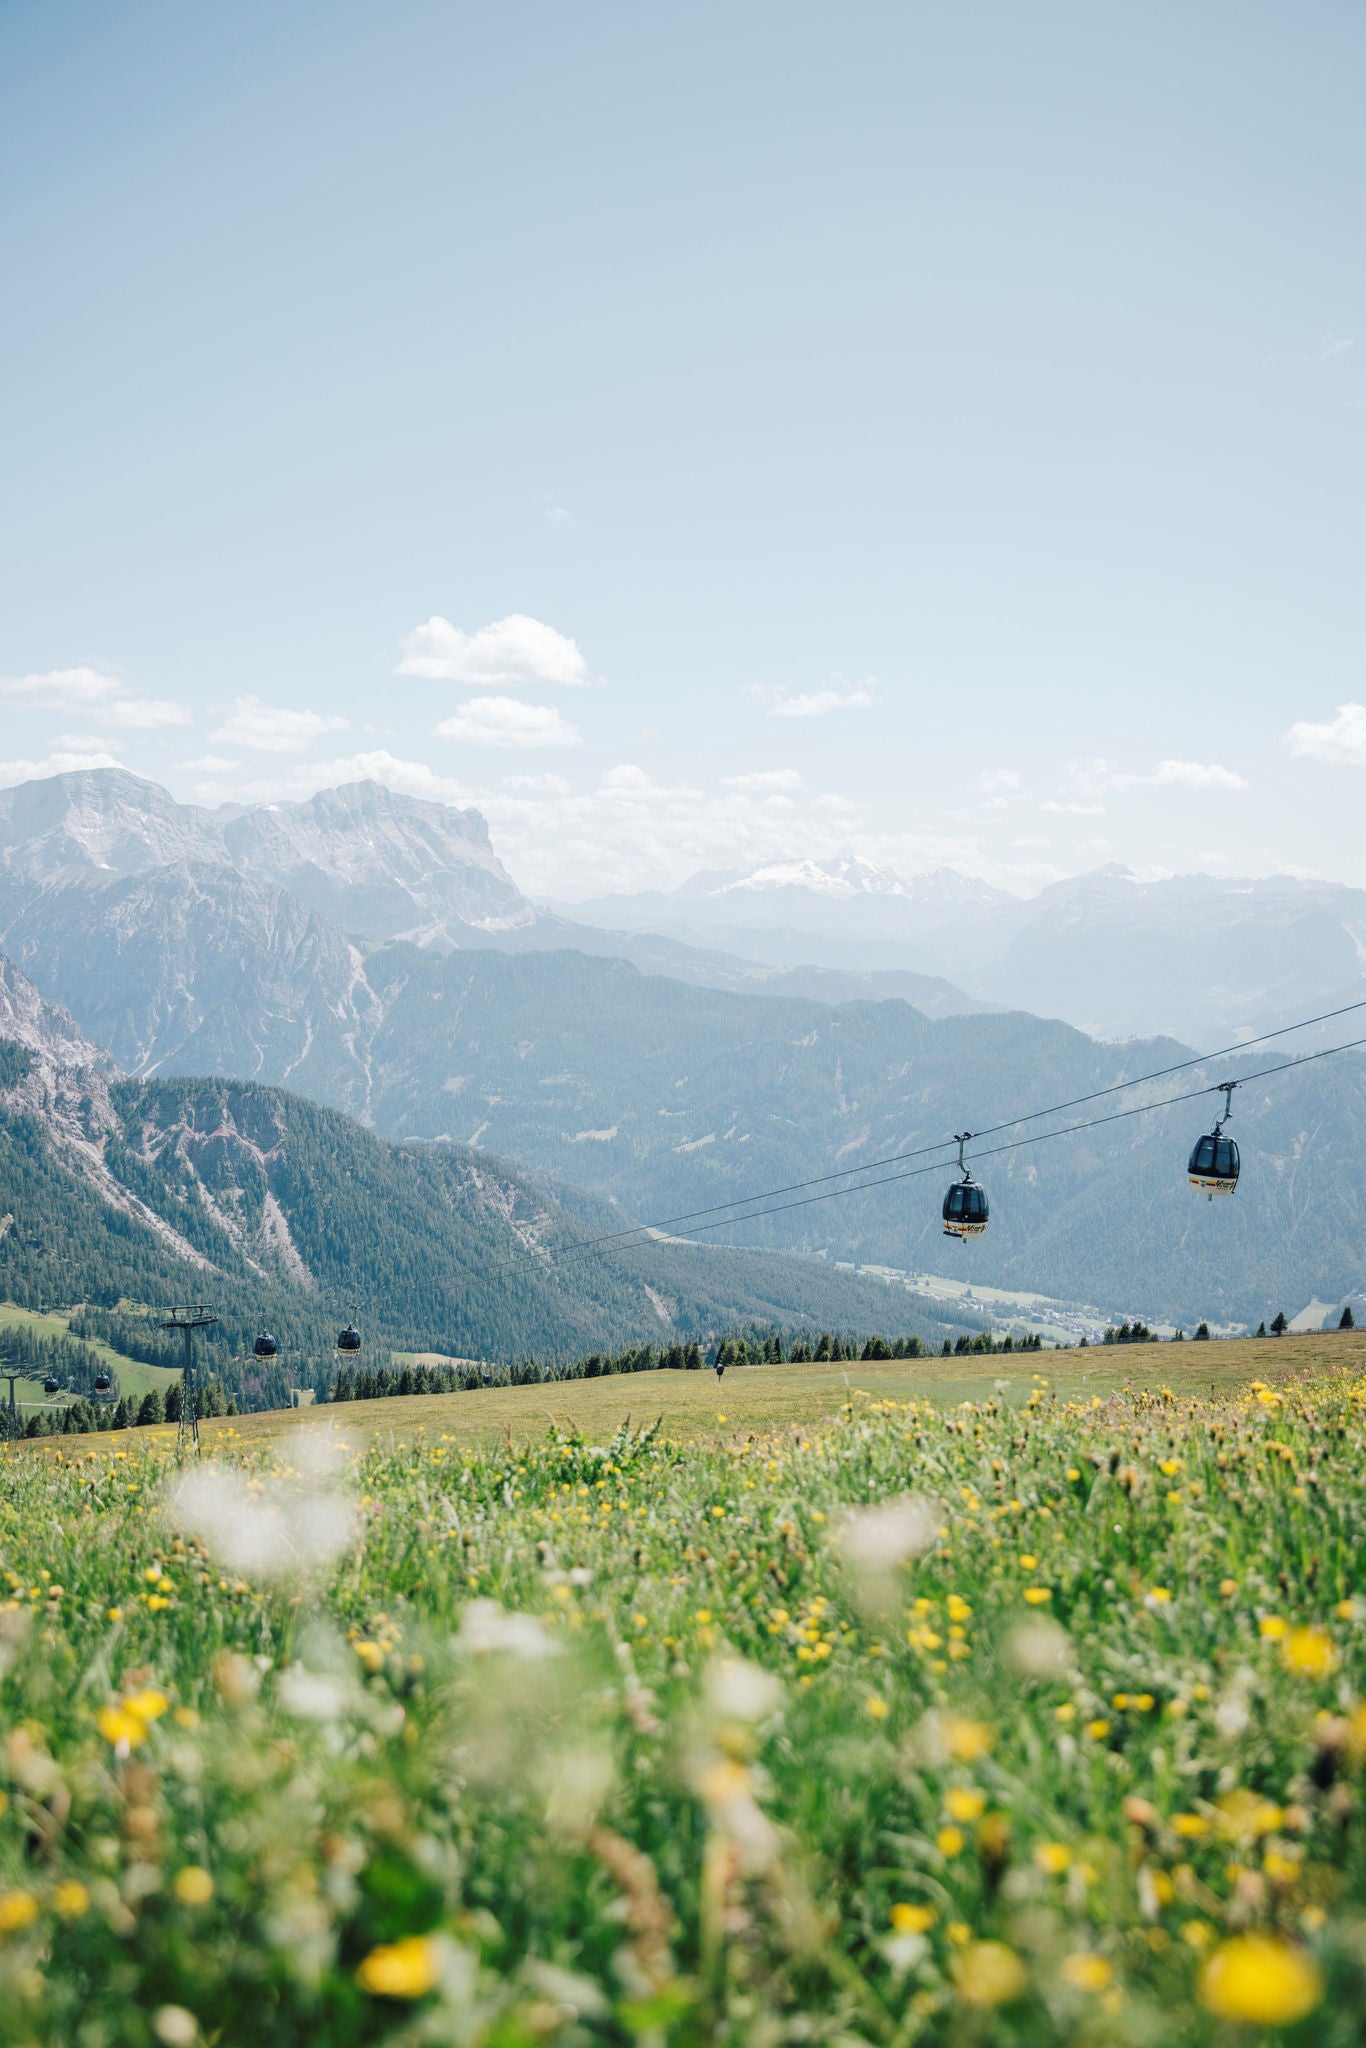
[154,1327,1362,1456]
[0,1302,181,1407]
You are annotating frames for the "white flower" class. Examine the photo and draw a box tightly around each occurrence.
[454,1600,560,1660]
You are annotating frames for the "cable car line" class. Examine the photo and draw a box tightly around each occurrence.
[567,1028,1366,1262]
[550,993,1366,1263]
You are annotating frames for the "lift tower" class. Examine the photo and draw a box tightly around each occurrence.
[161,1305,219,1452]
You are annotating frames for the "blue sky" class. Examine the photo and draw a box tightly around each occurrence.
[2,0,1365,897]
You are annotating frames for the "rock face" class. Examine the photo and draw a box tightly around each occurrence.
[222,780,533,942]
[0,954,113,1071]
[0,769,530,944]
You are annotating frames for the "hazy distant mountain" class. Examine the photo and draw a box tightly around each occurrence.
[0,772,992,1029]
[0,769,533,946]
[558,857,1366,1043]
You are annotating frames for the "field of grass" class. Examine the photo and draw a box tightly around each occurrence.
[189,1327,1359,1454]
[0,1303,180,1409]
[1,1331,1364,2043]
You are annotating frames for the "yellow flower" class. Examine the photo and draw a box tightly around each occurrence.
[945,1786,986,1823]
[1018,1553,1038,1570]
[1182,1919,1214,1950]
[946,1594,972,1621]
[1085,1718,1112,1740]
[1219,1578,1237,1598]
[1024,1586,1053,1606]
[127,1687,169,1723]
[354,1641,384,1673]
[1034,1841,1071,1875]
[944,1716,993,1762]
[1283,1626,1337,1678]
[53,1881,90,1919]
[864,1695,889,1721]
[0,1891,39,1933]
[356,1934,442,1999]
[1148,1586,1172,1603]
[891,1902,937,1933]
[953,1940,1027,2008]
[1199,1934,1321,2025]
[937,1825,965,1858]
[174,1867,215,1906]
[1062,1953,1113,1992]
[1216,1790,1283,1840]
[1172,1812,1209,1838]
[1258,1615,1288,1641]
[96,1704,149,1749]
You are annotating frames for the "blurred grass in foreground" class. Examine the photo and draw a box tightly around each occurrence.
[2,1339,1366,2043]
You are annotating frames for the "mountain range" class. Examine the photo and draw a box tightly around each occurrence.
[0,767,1362,1329]
[561,856,1366,1044]
[0,956,961,1370]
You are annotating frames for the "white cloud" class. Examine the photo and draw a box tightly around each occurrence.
[397,614,589,688]
[55,731,126,753]
[191,750,476,809]
[101,695,193,730]
[722,768,804,793]
[0,665,121,708]
[750,681,876,718]
[211,695,349,753]
[502,771,572,794]
[979,769,1022,794]
[1050,755,1247,804]
[0,748,123,787]
[1150,759,1248,791]
[1285,702,1366,767]
[436,696,580,749]
[180,753,240,773]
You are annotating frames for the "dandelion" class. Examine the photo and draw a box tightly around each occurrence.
[953,1941,1027,2007]
[1034,1841,1071,1875]
[356,1934,442,1999]
[944,1715,993,1762]
[0,1890,39,1933]
[1199,1934,1321,2025]
[891,1902,937,1933]
[1062,1953,1113,1991]
[1283,1626,1336,1678]
[173,1867,214,1906]
[1024,1586,1053,1606]
[864,1695,889,1721]
[937,1825,966,1858]
[53,1881,90,1918]
[1258,1614,1288,1640]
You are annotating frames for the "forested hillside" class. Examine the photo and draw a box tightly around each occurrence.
[0,1031,961,1397]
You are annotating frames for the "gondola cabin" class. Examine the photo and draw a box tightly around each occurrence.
[1188,1129,1240,1198]
[942,1177,989,1240]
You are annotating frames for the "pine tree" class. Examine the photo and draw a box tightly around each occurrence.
[136,1389,163,1426]
[1339,1305,1355,1330]
[1270,1311,1289,1336]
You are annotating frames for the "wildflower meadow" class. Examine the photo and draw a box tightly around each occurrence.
[2,1363,1365,2044]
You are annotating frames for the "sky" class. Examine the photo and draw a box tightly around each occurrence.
[2,0,1366,900]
